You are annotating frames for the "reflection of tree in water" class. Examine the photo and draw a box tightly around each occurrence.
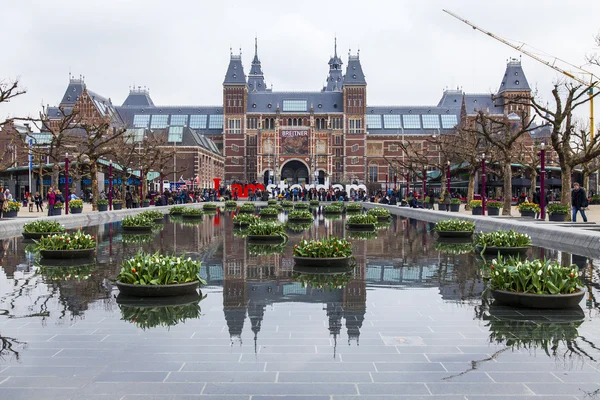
[0,334,25,360]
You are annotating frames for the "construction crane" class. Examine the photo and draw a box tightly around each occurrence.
[443,9,599,139]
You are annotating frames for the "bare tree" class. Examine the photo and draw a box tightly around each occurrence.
[0,79,27,175]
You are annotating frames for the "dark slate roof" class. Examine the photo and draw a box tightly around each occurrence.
[88,90,123,124]
[122,89,155,107]
[498,58,531,94]
[247,91,344,113]
[344,55,366,85]
[324,39,344,92]
[248,38,267,93]
[60,78,85,106]
[223,54,247,85]
[437,90,504,115]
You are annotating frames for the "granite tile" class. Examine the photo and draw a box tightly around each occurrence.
[203,383,358,395]
[166,371,276,382]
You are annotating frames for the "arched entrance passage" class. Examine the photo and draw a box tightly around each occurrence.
[281,160,309,184]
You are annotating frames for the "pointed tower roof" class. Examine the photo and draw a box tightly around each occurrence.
[60,76,86,106]
[498,58,530,94]
[122,86,155,107]
[324,38,344,92]
[344,51,366,85]
[223,50,247,86]
[248,37,267,92]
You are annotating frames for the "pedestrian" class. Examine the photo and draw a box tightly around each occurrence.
[46,186,56,216]
[533,188,541,219]
[443,190,451,212]
[34,192,43,212]
[571,182,588,222]
[0,187,5,219]
[428,190,434,210]
[125,190,133,209]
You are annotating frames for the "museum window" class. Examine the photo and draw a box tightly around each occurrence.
[368,165,378,182]
[332,117,342,130]
[248,136,256,146]
[264,118,275,129]
[349,118,362,134]
[228,118,241,134]
[247,117,258,129]
[335,161,341,171]
[335,148,341,157]
[335,135,341,145]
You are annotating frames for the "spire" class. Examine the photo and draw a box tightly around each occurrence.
[223,49,246,86]
[343,50,366,86]
[248,37,266,92]
[324,37,344,92]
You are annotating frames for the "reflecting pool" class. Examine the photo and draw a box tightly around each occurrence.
[1,209,599,399]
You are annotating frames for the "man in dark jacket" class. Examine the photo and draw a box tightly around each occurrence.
[571,183,588,222]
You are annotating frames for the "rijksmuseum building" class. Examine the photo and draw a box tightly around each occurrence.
[38,40,531,190]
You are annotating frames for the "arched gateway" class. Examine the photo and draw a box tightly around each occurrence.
[280,160,309,184]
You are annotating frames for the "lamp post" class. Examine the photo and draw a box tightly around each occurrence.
[422,168,427,198]
[481,153,487,214]
[139,166,143,202]
[446,160,451,194]
[65,153,69,215]
[540,143,546,220]
[385,174,388,193]
[109,160,113,211]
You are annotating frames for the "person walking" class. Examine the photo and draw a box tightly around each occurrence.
[571,182,588,222]
[0,188,5,219]
[46,187,56,217]
[428,190,435,210]
[34,192,43,212]
[443,191,451,212]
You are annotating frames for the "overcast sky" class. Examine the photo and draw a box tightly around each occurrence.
[2,0,600,123]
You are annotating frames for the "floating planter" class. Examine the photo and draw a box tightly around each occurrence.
[267,199,278,206]
[259,207,280,218]
[287,210,314,223]
[518,202,539,218]
[122,234,154,245]
[140,210,165,223]
[247,243,286,255]
[69,199,84,214]
[281,200,294,208]
[239,203,257,213]
[97,199,109,212]
[224,200,238,208]
[169,206,186,215]
[547,203,569,222]
[474,230,532,255]
[293,270,353,290]
[286,222,312,233]
[117,293,204,330]
[323,204,343,214]
[345,203,363,213]
[36,231,96,259]
[22,220,65,239]
[346,230,378,240]
[121,215,154,233]
[293,236,353,268]
[434,219,475,238]
[434,240,474,255]
[346,214,377,231]
[202,203,218,211]
[294,203,309,210]
[115,252,205,297]
[246,221,288,243]
[36,263,95,282]
[233,214,259,227]
[367,207,391,220]
[181,208,203,219]
[309,200,320,207]
[487,256,584,309]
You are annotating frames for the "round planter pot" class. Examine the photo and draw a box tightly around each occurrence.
[438,204,447,211]
[549,212,567,222]
[492,289,585,309]
[23,231,63,240]
[115,280,199,297]
[247,235,286,244]
[169,211,183,216]
[436,231,474,238]
[475,245,530,255]
[293,256,352,268]
[239,209,255,214]
[288,217,313,223]
[375,215,391,221]
[122,225,153,233]
[182,214,203,219]
[450,204,460,212]
[471,207,482,215]
[153,217,165,223]
[487,207,500,216]
[39,248,95,259]
[97,204,108,212]
[113,203,123,210]
[346,223,376,231]
[260,214,278,219]
[142,203,150,208]
[520,210,535,218]
[69,207,83,214]
[4,210,18,218]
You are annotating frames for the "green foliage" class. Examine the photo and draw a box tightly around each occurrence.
[37,264,95,281]
[474,230,532,248]
[140,210,164,219]
[469,200,482,208]
[247,221,287,239]
[116,251,205,285]
[547,203,569,214]
[323,204,343,213]
[288,210,314,221]
[122,234,154,244]
[285,222,312,233]
[239,203,257,213]
[293,236,353,258]
[233,214,260,226]
[169,206,186,215]
[434,241,474,255]
[293,272,353,291]
[346,231,378,240]
[97,199,109,206]
[267,199,277,205]
[182,207,203,216]
[202,203,217,210]
[6,201,20,211]
[294,203,309,209]
[35,231,96,250]
[347,214,377,224]
[23,220,65,234]
[53,202,64,209]
[518,202,540,212]
[248,243,286,255]
[113,200,123,205]
[590,195,600,204]
[309,200,320,206]
[225,200,237,208]
[450,198,461,205]
[143,199,150,204]
[487,200,503,209]
[434,219,475,232]
[122,214,154,227]
[281,200,294,208]
[119,298,204,330]
[69,199,83,209]
[259,207,280,216]
[345,202,363,211]
[367,207,390,218]
[488,256,582,295]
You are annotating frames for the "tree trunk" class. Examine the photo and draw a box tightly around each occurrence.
[52,164,59,189]
[561,165,572,221]
[91,160,99,211]
[466,172,475,211]
[529,170,537,201]
[441,174,447,196]
[502,162,512,216]
[582,170,590,192]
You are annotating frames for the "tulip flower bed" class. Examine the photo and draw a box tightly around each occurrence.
[225,200,238,208]
[293,236,353,267]
[169,206,186,215]
[233,214,260,227]
[287,210,314,222]
[281,200,294,208]
[294,203,309,210]
[202,203,218,211]
[239,203,257,213]
[23,220,65,239]
[345,203,363,212]
[367,207,391,219]
[36,231,95,250]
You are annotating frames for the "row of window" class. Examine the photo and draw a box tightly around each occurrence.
[132,114,223,130]
[366,114,458,130]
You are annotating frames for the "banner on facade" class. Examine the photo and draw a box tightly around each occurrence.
[280,130,309,155]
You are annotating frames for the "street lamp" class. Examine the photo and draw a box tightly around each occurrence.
[446,160,451,194]
[139,165,143,202]
[65,153,69,215]
[540,143,546,220]
[109,160,113,211]
[481,153,487,214]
